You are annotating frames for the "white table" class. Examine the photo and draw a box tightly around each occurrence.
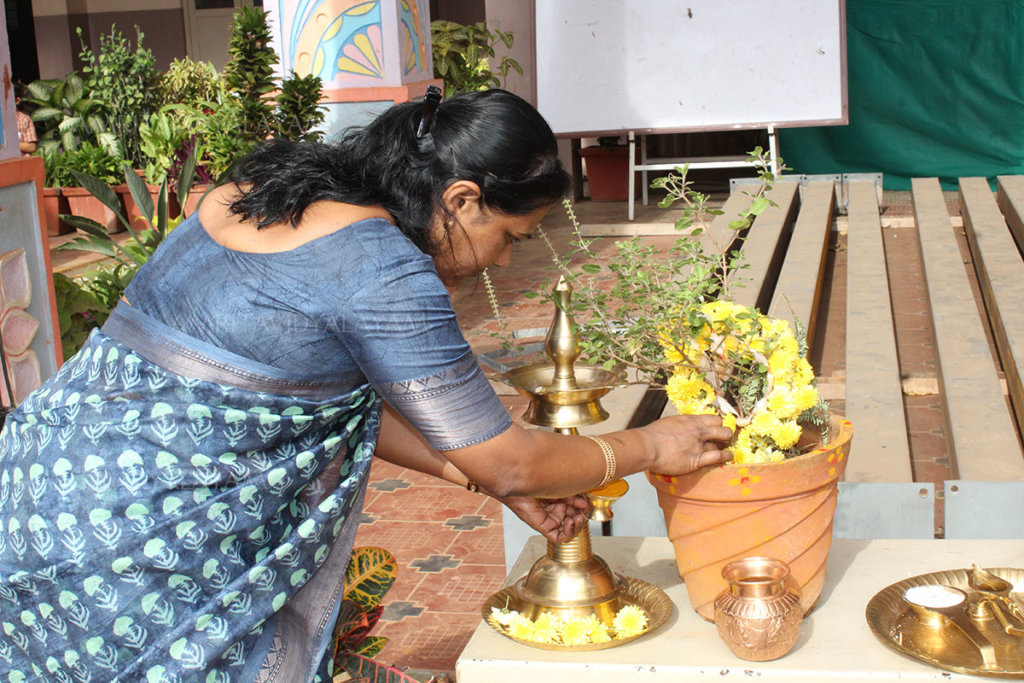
[457,537,1024,682]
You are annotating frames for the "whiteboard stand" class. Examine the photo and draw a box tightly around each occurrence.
[627,127,781,221]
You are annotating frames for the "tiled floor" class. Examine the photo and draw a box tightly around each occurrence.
[46,186,962,682]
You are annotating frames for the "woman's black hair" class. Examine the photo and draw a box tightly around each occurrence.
[228,88,572,253]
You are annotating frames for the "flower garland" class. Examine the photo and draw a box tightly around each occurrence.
[662,300,823,464]
[490,604,649,645]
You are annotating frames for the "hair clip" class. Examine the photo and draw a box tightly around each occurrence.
[416,85,443,138]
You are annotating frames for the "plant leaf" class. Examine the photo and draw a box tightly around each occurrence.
[176,144,199,209]
[343,547,397,610]
[70,170,126,227]
[333,598,372,651]
[124,165,154,227]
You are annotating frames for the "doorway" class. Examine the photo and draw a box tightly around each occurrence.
[182,0,263,70]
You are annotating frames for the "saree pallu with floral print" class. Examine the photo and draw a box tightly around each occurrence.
[0,317,382,682]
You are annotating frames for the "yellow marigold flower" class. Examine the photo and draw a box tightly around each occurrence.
[779,335,800,355]
[772,419,802,450]
[766,388,800,420]
[721,413,737,433]
[794,358,815,386]
[532,612,564,643]
[702,300,737,323]
[793,385,820,412]
[749,411,781,438]
[508,614,536,640]
[491,607,519,627]
[561,616,593,646]
[762,317,792,338]
[769,348,798,379]
[586,616,612,643]
[733,430,757,462]
[612,604,649,638]
[666,372,713,406]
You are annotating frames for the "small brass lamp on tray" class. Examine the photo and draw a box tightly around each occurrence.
[483,277,671,651]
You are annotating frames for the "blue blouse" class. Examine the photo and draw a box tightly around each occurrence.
[123,213,511,450]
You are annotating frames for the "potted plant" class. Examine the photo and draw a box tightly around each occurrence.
[38,148,74,236]
[430,19,523,97]
[22,71,115,156]
[53,156,194,360]
[579,135,638,202]
[499,149,853,621]
[77,24,160,172]
[332,547,420,682]
[59,142,125,234]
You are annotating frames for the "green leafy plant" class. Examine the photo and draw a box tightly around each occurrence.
[139,108,190,184]
[332,547,419,682]
[171,7,325,182]
[53,272,114,361]
[431,20,523,97]
[40,148,74,188]
[222,5,277,144]
[493,148,829,461]
[60,149,195,263]
[274,72,326,142]
[23,72,114,155]
[157,57,221,110]
[78,25,160,169]
[59,142,123,186]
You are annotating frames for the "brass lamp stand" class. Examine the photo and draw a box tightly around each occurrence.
[483,277,671,649]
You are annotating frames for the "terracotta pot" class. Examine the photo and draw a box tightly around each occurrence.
[62,186,124,234]
[182,184,214,218]
[579,145,640,201]
[647,414,853,621]
[41,187,74,236]
[115,182,181,232]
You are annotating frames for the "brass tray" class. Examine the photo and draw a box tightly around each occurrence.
[865,567,1024,678]
[482,575,672,652]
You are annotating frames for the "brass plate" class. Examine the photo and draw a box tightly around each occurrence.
[482,574,672,652]
[865,567,1024,678]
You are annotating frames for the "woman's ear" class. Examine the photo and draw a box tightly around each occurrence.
[442,180,484,222]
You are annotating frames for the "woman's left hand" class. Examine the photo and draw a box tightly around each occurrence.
[500,495,591,543]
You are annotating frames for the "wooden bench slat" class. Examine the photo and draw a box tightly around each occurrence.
[913,178,1024,479]
[731,180,800,312]
[996,175,1024,255]
[768,181,836,348]
[844,180,913,482]
[960,177,1024,442]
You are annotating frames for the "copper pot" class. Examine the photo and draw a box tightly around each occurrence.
[714,557,803,661]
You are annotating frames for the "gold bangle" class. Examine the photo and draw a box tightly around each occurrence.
[584,434,616,489]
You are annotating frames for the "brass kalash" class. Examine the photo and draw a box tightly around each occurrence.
[482,277,671,650]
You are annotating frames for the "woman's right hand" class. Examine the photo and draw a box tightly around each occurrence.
[640,414,734,476]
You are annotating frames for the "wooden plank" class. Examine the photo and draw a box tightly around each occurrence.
[996,175,1024,254]
[913,178,1024,480]
[844,180,913,482]
[960,176,1024,441]
[698,190,757,255]
[767,181,836,347]
[731,180,800,312]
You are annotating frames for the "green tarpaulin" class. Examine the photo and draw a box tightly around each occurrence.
[779,0,1024,190]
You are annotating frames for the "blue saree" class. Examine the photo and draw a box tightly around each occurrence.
[0,212,511,682]
[0,315,381,681]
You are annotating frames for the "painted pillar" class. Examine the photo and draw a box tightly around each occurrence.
[266,0,442,137]
[1,0,18,162]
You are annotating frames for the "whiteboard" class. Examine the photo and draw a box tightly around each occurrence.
[534,0,847,137]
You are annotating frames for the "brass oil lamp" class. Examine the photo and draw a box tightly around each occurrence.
[485,277,671,646]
